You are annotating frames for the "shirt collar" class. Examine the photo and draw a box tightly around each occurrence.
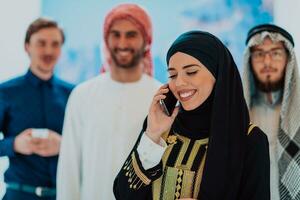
[25,69,55,87]
[256,89,283,107]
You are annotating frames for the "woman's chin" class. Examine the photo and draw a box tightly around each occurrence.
[181,103,197,111]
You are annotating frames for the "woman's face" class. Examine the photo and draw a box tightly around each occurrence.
[168,52,216,111]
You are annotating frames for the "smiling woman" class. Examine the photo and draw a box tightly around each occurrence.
[113,30,271,200]
[167,52,216,111]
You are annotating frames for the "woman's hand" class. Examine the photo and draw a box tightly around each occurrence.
[146,85,179,144]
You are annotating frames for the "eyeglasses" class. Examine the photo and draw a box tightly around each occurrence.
[251,48,287,62]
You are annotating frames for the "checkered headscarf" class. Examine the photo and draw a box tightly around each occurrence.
[243,30,300,199]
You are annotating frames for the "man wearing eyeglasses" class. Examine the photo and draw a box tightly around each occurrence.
[242,24,300,200]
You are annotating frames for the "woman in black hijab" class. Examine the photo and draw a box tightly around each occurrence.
[113,31,270,200]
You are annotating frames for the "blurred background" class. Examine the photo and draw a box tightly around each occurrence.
[0,0,299,197]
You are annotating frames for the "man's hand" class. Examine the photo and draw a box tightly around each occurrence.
[13,129,35,155]
[31,130,62,157]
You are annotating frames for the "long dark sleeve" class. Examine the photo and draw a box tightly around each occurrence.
[238,127,270,200]
[0,91,16,157]
[0,71,74,186]
[113,118,163,200]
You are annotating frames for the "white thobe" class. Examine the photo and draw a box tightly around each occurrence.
[56,73,161,200]
[250,91,282,200]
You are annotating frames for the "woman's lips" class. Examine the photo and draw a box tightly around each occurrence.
[178,89,196,102]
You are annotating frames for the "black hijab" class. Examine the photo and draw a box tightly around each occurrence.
[166,31,250,200]
[173,89,214,139]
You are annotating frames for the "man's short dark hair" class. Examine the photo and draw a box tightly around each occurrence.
[25,17,65,44]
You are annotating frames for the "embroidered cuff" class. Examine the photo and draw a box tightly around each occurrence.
[122,150,162,190]
[137,132,167,170]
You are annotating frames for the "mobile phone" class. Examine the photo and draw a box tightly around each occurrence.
[31,129,49,139]
[159,88,177,116]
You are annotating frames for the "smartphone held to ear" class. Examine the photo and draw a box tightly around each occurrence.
[159,87,178,116]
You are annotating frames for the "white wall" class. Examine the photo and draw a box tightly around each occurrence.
[0,0,41,82]
[274,0,300,62]
[0,0,41,197]
[0,0,300,198]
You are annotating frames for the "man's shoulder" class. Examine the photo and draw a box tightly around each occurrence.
[141,74,162,88]
[78,74,107,88]
[70,74,106,96]
[0,75,25,91]
[53,77,75,92]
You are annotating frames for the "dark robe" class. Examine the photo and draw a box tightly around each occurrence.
[114,101,269,200]
[114,30,270,200]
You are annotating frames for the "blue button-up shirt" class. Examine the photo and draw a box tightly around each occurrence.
[0,70,74,187]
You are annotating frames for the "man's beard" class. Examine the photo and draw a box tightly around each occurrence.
[253,74,285,93]
[110,47,144,69]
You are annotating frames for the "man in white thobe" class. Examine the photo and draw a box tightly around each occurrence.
[56,4,161,200]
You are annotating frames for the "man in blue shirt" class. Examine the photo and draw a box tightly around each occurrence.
[0,18,73,200]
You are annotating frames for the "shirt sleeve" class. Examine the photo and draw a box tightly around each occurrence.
[0,90,16,157]
[0,91,4,132]
[56,89,83,200]
[0,137,16,157]
[137,132,167,170]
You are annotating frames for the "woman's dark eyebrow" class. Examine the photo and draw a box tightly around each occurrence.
[167,64,201,71]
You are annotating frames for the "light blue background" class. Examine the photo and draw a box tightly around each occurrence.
[42,0,273,84]
[0,0,273,197]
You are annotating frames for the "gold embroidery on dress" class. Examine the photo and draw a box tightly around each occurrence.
[193,144,208,198]
[186,138,209,169]
[123,153,151,190]
[175,134,190,167]
[174,169,184,200]
[153,141,175,200]
[167,135,177,144]
[248,123,256,135]
[181,170,195,198]
[152,132,209,200]
[162,129,171,141]
[161,166,197,200]
[131,153,151,185]
[152,176,163,200]
[162,167,179,200]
